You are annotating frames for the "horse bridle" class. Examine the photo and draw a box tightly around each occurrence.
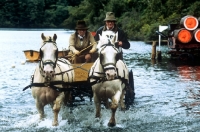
[39,40,58,70]
[99,41,120,70]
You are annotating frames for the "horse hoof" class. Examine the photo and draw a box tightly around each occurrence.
[39,116,45,121]
[108,122,116,127]
[95,114,101,118]
[94,117,100,122]
[52,121,58,126]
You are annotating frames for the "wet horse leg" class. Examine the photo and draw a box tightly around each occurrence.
[64,91,72,105]
[120,89,126,110]
[93,93,101,118]
[36,100,45,120]
[108,91,121,127]
[108,104,117,127]
[52,92,65,126]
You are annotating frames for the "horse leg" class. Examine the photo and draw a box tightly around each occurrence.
[108,91,121,127]
[36,100,45,120]
[108,104,117,127]
[52,92,65,126]
[93,93,101,118]
[64,91,72,105]
[120,89,126,110]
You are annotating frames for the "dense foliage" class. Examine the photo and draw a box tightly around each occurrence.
[0,0,200,41]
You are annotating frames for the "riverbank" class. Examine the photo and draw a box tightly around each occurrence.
[145,40,168,45]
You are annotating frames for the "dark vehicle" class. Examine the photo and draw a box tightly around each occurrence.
[157,15,200,61]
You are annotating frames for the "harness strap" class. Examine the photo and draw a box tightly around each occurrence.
[94,71,105,74]
[23,81,74,92]
[56,63,63,81]
[88,74,128,87]
[88,76,105,86]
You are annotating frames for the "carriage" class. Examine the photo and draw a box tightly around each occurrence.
[23,32,135,126]
[23,49,135,108]
[65,57,135,107]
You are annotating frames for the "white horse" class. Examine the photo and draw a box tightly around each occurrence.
[89,31,129,127]
[31,33,74,126]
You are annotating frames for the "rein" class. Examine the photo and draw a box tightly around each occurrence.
[70,43,95,58]
[23,80,72,92]
[55,62,88,76]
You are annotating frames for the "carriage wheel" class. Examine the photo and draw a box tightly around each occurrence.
[125,69,135,109]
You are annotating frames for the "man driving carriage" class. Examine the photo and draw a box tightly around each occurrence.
[94,12,130,60]
[68,20,97,63]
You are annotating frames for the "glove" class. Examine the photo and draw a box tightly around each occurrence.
[89,48,96,53]
[74,50,80,55]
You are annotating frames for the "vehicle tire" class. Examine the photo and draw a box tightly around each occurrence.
[125,69,135,108]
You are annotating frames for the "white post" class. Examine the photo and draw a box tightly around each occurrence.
[158,25,168,51]
[158,34,161,51]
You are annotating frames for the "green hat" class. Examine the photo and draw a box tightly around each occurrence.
[75,20,89,30]
[104,12,116,21]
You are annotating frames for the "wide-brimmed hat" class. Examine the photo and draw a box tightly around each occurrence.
[104,12,116,21]
[75,20,89,30]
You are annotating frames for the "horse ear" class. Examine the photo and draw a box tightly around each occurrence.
[53,34,57,41]
[41,33,46,40]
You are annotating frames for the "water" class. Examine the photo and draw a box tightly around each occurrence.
[0,29,200,131]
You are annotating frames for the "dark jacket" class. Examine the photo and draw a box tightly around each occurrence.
[94,25,130,49]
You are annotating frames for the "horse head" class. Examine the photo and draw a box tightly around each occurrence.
[98,31,119,80]
[97,30,117,49]
[39,33,58,81]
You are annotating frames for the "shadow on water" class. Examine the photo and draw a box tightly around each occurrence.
[166,57,200,116]
[168,58,200,118]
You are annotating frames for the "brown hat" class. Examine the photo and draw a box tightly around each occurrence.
[104,12,116,21]
[75,20,89,30]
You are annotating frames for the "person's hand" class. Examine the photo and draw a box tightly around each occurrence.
[89,48,96,53]
[118,41,122,46]
[74,50,80,55]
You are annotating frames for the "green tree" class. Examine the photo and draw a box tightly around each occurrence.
[1,0,200,41]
